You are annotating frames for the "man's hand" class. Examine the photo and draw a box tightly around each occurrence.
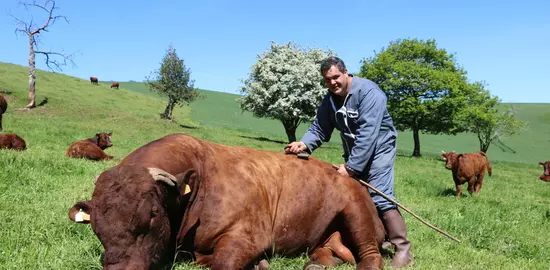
[285,141,307,154]
[337,164,355,177]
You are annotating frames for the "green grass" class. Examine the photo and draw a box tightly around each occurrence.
[1,62,550,270]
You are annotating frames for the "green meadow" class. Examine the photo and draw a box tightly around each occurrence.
[1,62,549,269]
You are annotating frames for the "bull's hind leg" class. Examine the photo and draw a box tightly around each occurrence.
[474,171,486,194]
[306,231,356,269]
[341,202,384,270]
[210,234,265,270]
[466,177,476,195]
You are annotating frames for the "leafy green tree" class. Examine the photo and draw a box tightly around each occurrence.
[459,82,527,153]
[238,41,333,142]
[146,45,201,120]
[359,38,473,157]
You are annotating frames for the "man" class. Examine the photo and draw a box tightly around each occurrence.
[285,56,413,268]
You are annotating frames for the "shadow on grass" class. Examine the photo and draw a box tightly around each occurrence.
[37,97,48,107]
[169,119,199,129]
[439,188,458,197]
[239,135,287,145]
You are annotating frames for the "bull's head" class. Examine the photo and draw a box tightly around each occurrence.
[440,150,459,170]
[68,166,194,270]
[538,161,550,182]
[96,132,113,150]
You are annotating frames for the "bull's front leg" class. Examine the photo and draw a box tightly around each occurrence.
[210,233,265,270]
[455,184,462,197]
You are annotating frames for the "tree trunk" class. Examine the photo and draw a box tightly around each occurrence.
[26,35,36,109]
[412,128,421,157]
[478,134,490,153]
[284,125,297,143]
[161,96,175,120]
[282,118,300,143]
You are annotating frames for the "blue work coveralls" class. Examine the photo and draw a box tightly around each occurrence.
[301,75,399,213]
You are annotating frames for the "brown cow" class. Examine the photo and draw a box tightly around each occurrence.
[0,133,26,151]
[537,161,550,182]
[441,150,492,197]
[90,76,99,85]
[110,82,119,89]
[0,93,7,131]
[68,133,385,270]
[66,132,113,161]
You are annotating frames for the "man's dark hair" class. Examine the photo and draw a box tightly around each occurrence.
[320,56,347,74]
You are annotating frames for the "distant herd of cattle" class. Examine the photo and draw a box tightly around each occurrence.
[89,76,119,89]
[0,85,549,269]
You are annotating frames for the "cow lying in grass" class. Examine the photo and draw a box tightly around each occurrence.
[441,150,492,197]
[66,132,113,161]
[0,133,26,151]
[68,133,385,270]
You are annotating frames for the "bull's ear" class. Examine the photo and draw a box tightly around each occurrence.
[174,169,196,195]
[440,154,446,160]
[149,167,193,195]
[68,200,92,224]
[539,162,544,167]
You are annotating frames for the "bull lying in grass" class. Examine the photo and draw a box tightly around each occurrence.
[68,133,386,270]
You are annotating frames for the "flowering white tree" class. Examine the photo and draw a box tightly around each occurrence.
[238,41,333,142]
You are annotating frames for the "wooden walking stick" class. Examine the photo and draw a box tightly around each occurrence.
[331,164,461,243]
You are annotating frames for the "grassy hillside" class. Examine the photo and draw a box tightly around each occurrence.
[1,62,549,270]
[110,81,550,165]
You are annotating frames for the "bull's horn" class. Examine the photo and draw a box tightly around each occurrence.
[148,167,177,186]
[441,150,446,153]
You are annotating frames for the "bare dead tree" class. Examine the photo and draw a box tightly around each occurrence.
[11,0,75,109]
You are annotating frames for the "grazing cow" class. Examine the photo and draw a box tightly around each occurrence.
[110,82,119,89]
[537,161,550,182]
[441,151,492,197]
[90,76,99,85]
[0,93,7,131]
[68,133,385,270]
[66,132,113,161]
[0,133,26,151]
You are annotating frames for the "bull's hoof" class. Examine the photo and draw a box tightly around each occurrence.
[253,259,270,270]
[303,261,325,270]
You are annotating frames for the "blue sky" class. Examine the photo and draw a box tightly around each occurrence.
[1,0,548,103]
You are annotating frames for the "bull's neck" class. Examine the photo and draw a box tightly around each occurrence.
[87,137,99,145]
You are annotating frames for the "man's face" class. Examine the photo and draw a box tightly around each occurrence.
[322,65,348,96]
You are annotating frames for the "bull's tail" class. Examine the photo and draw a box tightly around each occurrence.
[484,155,492,176]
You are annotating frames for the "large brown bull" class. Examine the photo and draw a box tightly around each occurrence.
[90,76,99,85]
[0,93,7,131]
[0,133,26,151]
[441,151,492,197]
[66,132,113,161]
[68,133,385,270]
[111,82,119,89]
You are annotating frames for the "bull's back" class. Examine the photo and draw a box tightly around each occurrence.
[118,134,205,175]
[206,149,369,252]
